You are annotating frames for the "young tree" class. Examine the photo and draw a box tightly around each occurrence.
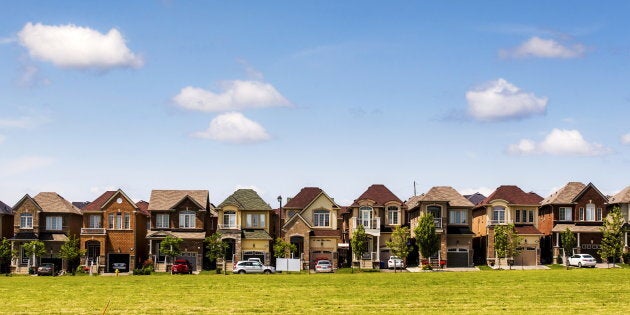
[24,240,46,268]
[351,224,369,268]
[160,236,183,268]
[493,224,521,270]
[273,238,296,259]
[0,238,16,275]
[599,206,624,267]
[414,213,440,268]
[59,235,85,274]
[386,226,411,272]
[560,228,576,269]
[204,233,227,262]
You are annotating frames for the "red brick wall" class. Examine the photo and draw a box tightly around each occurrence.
[574,186,608,223]
[538,205,554,235]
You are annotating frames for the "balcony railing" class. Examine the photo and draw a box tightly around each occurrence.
[352,217,381,230]
[488,219,512,226]
[434,218,443,229]
[217,223,239,230]
[81,228,105,235]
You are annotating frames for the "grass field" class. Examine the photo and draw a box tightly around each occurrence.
[0,268,628,314]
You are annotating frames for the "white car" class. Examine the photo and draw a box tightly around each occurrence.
[387,256,405,269]
[315,260,333,273]
[568,254,597,268]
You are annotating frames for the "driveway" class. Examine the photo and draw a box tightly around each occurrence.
[406,266,479,272]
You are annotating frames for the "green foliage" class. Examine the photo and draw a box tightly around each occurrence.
[0,238,15,263]
[24,240,46,266]
[414,214,440,264]
[560,228,576,267]
[160,236,183,263]
[273,238,296,258]
[351,224,369,261]
[386,226,411,264]
[204,233,228,262]
[599,206,624,266]
[133,266,153,275]
[493,224,521,269]
[59,235,85,272]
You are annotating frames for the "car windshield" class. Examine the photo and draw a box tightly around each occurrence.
[390,256,401,260]
[582,255,594,259]
[318,260,331,265]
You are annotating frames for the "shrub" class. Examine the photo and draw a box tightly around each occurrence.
[556,256,563,264]
[622,252,630,264]
[422,265,433,271]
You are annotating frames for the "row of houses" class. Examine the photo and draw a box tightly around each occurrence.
[0,182,629,274]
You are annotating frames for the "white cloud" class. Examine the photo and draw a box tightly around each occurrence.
[507,129,611,156]
[466,78,548,121]
[499,36,585,59]
[173,80,290,112]
[191,112,271,144]
[621,133,630,145]
[18,22,143,69]
[0,156,54,177]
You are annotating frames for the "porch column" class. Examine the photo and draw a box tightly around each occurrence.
[625,231,628,247]
[149,240,153,258]
[556,232,560,247]
[10,241,14,266]
[577,233,581,250]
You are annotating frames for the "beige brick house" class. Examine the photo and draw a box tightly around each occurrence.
[10,192,82,274]
[146,190,211,272]
[80,189,149,273]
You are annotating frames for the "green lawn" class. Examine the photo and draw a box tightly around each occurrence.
[0,269,628,314]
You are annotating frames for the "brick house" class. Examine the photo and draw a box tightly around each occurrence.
[146,190,211,272]
[281,187,341,269]
[79,189,149,273]
[539,182,610,263]
[608,185,630,256]
[407,186,475,268]
[347,184,406,268]
[0,200,13,239]
[10,192,82,274]
[472,185,543,266]
[216,189,274,267]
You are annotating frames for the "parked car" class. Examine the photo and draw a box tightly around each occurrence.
[37,263,55,276]
[171,259,193,274]
[247,258,262,264]
[315,260,333,273]
[568,254,597,268]
[112,262,127,271]
[387,256,405,269]
[233,261,275,274]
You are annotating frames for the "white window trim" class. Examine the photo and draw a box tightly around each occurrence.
[387,206,400,225]
[223,211,236,229]
[20,213,33,229]
[313,210,330,227]
[156,213,169,229]
[179,210,196,229]
[558,207,572,221]
[449,209,467,225]
[46,216,62,231]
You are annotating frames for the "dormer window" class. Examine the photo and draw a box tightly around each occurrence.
[20,213,33,229]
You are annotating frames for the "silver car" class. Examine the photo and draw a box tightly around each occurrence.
[233,261,275,274]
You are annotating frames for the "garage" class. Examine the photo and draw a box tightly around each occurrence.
[514,247,537,266]
[580,244,602,262]
[107,254,130,273]
[243,251,265,263]
[176,252,197,270]
[447,248,469,267]
[310,250,333,269]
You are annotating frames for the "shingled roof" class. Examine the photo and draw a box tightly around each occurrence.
[480,185,543,206]
[609,185,630,204]
[136,200,149,216]
[405,194,424,210]
[33,192,82,214]
[83,190,138,212]
[148,190,209,211]
[0,200,12,215]
[284,187,337,209]
[351,184,403,207]
[217,189,272,211]
[464,193,486,206]
[417,186,474,207]
[541,182,586,205]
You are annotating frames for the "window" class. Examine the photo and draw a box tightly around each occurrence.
[585,204,595,221]
[89,215,101,228]
[515,210,521,223]
[246,213,266,228]
[179,210,196,228]
[46,216,62,230]
[359,206,372,227]
[427,206,441,218]
[558,207,572,221]
[108,214,114,229]
[156,214,169,228]
[387,206,399,225]
[124,213,130,229]
[596,208,602,221]
[116,214,122,229]
[20,213,33,228]
[528,210,534,223]
[223,211,236,228]
[492,206,505,223]
[449,209,467,225]
[579,208,585,221]
[313,210,330,227]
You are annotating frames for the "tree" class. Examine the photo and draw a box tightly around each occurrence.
[560,228,576,269]
[0,238,16,275]
[386,226,411,272]
[493,224,521,270]
[160,236,183,268]
[204,233,227,262]
[273,238,296,259]
[24,240,46,268]
[351,224,369,268]
[414,213,440,267]
[59,235,85,274]
[599,206,624,267]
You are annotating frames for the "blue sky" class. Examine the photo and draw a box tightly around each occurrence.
[1,1,630,207]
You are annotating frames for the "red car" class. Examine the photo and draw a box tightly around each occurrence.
[171,259,193,274]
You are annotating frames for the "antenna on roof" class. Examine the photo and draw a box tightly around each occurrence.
[413,181,417,196]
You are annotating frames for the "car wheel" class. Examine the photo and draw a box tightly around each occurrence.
[264,270,271,274]
[578,262,582,268]
[238,270,245,274]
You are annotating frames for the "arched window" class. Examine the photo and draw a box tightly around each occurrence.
[313,210,330,227]
[387,206,400,225]
[359,206,373,227]
[492,206,505,224]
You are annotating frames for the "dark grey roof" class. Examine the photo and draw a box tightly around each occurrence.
[464,193,486,206]
[0,200,12,215]
[72,201,91,210]
[10,232,38,240]
[446,226,474,235]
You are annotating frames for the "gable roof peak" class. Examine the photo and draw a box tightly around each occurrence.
[351,184,403,207]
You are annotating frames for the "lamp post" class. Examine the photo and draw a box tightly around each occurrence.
[277,196,283,239]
